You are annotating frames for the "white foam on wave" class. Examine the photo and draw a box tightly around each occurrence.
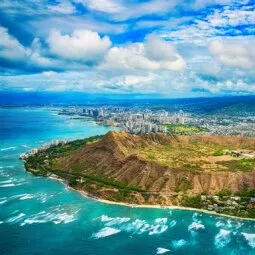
[242,233,255,248]
[188,222,205,231]
[124,219,147,234]
[104,217,130,227]
[214,229,231,249]
[169,220,176,228]
[149,224,168,235]
[19,194,35,200]
[20,208,79,226]
[7,213,26,223]
[101,215,113,222]
[155,218,168,225]
[156,248,170,254]
[171,239,188,249]
[216,221,225,228]
[92,227,121,239]
[0,147,17,151]
[0,180,12,184]
[0,197,7,205]
[0,183,15,188]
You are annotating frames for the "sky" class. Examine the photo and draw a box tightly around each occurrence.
[0,0,255,97]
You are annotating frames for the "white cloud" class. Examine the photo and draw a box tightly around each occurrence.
[77,0,180,21]
[47,0,76,14]
[47,29,112,62]
[0,26,57,69]
[209,38,255,69]
[79,0,124,14]
[0,26,27,61]
[206,5,255,27]
[192,0,235,9]
[100,35,186,72]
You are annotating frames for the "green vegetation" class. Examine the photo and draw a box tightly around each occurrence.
[235,188,255,197]
[182,195,202,208]
[22,132,255,219]
[174,177,193,192]
[219,158,255,172]
[213,149,224,156]
[163,123,206,135]
[217,189,232,197]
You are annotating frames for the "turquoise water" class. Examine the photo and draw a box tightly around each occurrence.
[0,108,255,255]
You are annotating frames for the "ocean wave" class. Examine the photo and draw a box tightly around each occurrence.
[216,220,225,228]
[242,233,255,248]
[156,248,170,254]
[171,239,188,249]
[21,145,30,148]
[188,222,205,231]
[101,215,114,222]
[19,194,35,200]
[104,217,130,227]
[155,218,168,225]
[0,197,7,205]
[214,229,231,249]
[7,213,26,223]
[20,208,79,226]
[124,219,147,234]
[0,147,17,151]
[0,183,15,188]
[149,224,168,235]
[0,180,12,184]
[92,227,121,239]
[169,220,176,228]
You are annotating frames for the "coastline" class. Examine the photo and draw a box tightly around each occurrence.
[48,174,255,222]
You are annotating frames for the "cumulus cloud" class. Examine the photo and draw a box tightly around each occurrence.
[0,26,27,61]
[209,38,255,69]
[0,26,55,69]
[100,35,186,72]
[47,29,112,62]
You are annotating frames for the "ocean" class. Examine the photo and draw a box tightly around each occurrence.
[0,107,255,255]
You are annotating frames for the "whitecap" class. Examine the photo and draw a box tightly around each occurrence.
[124,219,147,233]
[19,194,34,200]
[171,239,188,249]
[0,183,15,188]
[188,222,205,231]
[104,217,130,227]
[149,224,168,235]
[101,215,114,222]
[7,213,26,223]
[156,248,170,254]
[216,221,225,228]
[155,218,168,225]
[0,180,12,184]
[0,197,7,205]
[92,227,121,239]
[20,208,78,226]
[242,233,255,248]
[169,220,176,228]
[0,147,16,151]
[214,229,231,249]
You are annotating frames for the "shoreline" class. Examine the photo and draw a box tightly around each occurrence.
[48,174,255,222]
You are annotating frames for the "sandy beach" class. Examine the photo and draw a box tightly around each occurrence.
[46,174,255,222]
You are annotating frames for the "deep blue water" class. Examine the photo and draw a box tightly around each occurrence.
[0,108,255,255]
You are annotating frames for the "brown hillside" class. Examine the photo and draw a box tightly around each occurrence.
[53,131,255,199]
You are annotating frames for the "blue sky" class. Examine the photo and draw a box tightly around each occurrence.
[0,0,254,97]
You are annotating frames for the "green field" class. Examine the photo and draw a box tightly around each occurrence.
[163,123,206,135]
